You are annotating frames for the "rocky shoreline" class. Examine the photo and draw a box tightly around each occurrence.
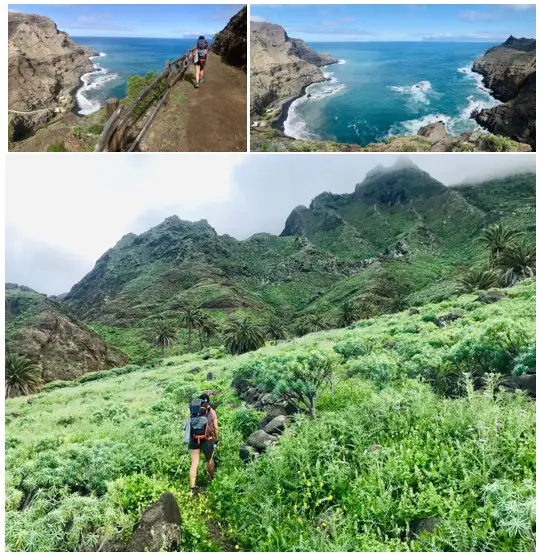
[471,36,536,150]
[8,11,99,141]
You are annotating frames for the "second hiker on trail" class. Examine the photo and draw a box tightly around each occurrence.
[185,393,219,494]
[192,36,209,89]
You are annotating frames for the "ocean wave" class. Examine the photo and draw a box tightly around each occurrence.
[283,75,347,140]
[337,59,346,65]
[457,65,493,96]
[389,80,435,109]
[76,65,119,116]
[387,113,452,137]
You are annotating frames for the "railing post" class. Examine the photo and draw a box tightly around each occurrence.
[106,98,119,120]
[165,60,171,74]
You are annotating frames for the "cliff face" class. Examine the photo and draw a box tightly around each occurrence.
[8,12,98,138]
[472,36,536,149]
[250,21,338,117]
[6,284,128,383]
[211,6,247,69]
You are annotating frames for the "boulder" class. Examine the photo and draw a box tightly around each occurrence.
[408,516,441,539]
[100,492,181,552]
[206,372,214,381]
[258,415,274,430]
[436,313,461,327]
[244,387,260,404]
[476,290,507,304]
[263,415,287,435]
[500,373,535,397]
[239,444,255,462]
[190,367,201,374]
[246,429,278,451]
[417,122,448,142]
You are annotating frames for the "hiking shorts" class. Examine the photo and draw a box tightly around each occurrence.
[196,58,207,69]
[189,438,215,459]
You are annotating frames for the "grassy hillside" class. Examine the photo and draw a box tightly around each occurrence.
[5,279,535,551]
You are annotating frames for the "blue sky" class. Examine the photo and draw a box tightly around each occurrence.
[250,4,536,42]
[9,4,244,38]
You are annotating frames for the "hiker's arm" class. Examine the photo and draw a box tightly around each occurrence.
[212,410,219,440]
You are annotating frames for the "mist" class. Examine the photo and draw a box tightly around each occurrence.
[6,153,535,295]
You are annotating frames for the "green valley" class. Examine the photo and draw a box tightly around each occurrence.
[5,158,536,551]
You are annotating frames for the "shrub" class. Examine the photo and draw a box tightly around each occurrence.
[513,342,535,376]
[347,353,400,387]
[5,354,43,398]
[46,143,67,152]
[333,337,376,359]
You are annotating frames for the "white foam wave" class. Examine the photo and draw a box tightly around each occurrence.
[337,59,346,65]
[76,65,119,116]
[389,80,434,108]
[388,113,452,137]
[457,65,494,96]
[283,75,346,139]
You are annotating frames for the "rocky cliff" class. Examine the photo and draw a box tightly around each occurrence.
[6,284,127,383]
[211,6,247,69]
[8,12,98,138]
[472,36,536,149]
[250,21,337,117]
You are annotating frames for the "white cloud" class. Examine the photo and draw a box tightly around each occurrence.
[250,15,266,22]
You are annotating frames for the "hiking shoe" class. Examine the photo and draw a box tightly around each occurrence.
[194,82,200,89]
[200,79,205,85]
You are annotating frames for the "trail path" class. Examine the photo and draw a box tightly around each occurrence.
[8,107,57,115]
[141,53,247,152]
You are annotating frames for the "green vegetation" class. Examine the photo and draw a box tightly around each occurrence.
[223,316,266,355]
[124,71,166,118]
[5,280,536,551]
[46,143,67,152]
[5,354,42,398]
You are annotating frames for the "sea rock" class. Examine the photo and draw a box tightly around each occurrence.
[417,121,448,142]
[246,429,278,451]
[8,12,98,136]
[263,415,287,435]
[250,21,338,117]
[475,290,507,304]
[472,36,536,148]
[211,6,246,69]
[100,492,181,552]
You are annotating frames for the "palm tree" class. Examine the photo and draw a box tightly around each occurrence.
[303,312,328,333]
[198,314,219,350]
[5,354,43,398]
[338,300,361,327]
[178,305,204,353]
[498,241,536,286]
[457,266,500,293]
[264,317,289,342]
[478,223,523,261]
[223,316,265,355]
[151,320,177,354]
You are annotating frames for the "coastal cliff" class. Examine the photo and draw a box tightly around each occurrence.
[250,21,337,119]
[211,6,247,69]
[8,12,98,140]
[472,36,536,149]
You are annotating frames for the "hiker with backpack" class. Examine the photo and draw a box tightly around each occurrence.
[184,393,219,494]
[192,36,209,89]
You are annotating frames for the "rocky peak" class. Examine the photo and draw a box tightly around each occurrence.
[354,161,446,205]
[497,36,536,53]
[280,205,310,237]
[211,6,247,68]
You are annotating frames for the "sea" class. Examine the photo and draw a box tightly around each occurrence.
[283,42,501,144]
[72,37,199,115]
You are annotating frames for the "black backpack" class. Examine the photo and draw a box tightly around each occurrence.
[189,399,212,444]
[197,38,208,59]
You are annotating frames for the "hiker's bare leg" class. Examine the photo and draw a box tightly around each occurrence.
[195,65,201,84]
[206,455,215,480]
[189,449,200,488]
[201,66,205,80]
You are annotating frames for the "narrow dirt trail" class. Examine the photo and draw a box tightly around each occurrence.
[141,53,247,152]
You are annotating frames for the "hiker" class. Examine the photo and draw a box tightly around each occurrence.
[185,393,219,494]
[192,35,209,88]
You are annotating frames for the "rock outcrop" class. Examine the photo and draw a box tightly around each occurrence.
[8,12,98,138]
[211,6,247,69]
[6,284,127,384]
[472,36,536,149]
[100,492,181,552]
[250,21,337,117]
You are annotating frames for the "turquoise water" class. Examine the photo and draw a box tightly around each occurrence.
[72,37,200,114]
[283,42,501,144]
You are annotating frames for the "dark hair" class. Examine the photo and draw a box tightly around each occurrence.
[199,35,205,40]
[200,393,210,403]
